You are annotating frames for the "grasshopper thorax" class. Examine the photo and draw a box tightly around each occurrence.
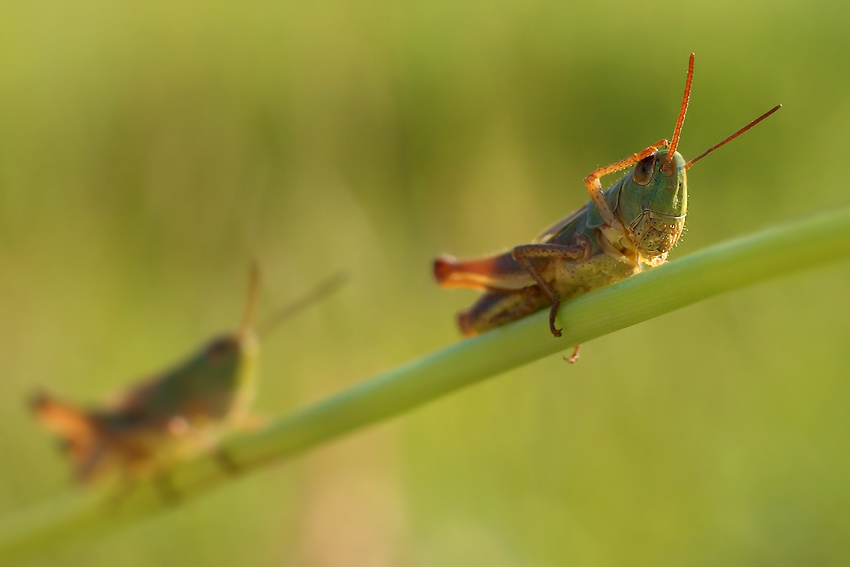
[618,149,687,260]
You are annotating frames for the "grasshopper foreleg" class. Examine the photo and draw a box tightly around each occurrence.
[583,139,669,226]
[512,239,590,337]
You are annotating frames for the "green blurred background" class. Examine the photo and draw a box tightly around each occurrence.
[2,1,850,565]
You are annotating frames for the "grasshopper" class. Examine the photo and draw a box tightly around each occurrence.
[434,54,780,362]
[31,266,346,486]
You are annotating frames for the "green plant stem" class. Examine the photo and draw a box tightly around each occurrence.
[3,207,850,562]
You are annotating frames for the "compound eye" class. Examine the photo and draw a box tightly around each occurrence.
[633,154,657,186]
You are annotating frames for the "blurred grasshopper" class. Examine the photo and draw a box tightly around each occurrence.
[434,54,780,362]
[32,266,346,485]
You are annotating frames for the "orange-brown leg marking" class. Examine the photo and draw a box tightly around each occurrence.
[563,345,580,364]
[583,139,669,226]
[512,240,590,337]
[434,251,531,291]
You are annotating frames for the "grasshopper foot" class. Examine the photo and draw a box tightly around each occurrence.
[548,303,562,337]
[563,345,580,363]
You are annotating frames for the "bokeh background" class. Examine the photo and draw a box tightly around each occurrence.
[2,1,850,565]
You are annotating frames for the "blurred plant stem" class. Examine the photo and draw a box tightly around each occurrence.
[3,206,850,562]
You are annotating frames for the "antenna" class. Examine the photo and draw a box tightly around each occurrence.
[685,105,782,170]
[663,53,695,173]
[256,272,349,340]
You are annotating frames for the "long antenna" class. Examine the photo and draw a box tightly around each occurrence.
[663,53,695,173]
[256,272,349,340]
[685,104,782,170]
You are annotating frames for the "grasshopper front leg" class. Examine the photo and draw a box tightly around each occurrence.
[583,139,668,227]
[511,239,590,337]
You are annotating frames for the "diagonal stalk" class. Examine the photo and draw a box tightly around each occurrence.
[2,206,850,562]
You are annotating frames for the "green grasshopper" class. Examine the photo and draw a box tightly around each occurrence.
[434,54,780,362]
[32,266,346,485]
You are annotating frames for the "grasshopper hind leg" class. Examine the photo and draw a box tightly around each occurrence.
[457,286,551,337]
[460,292,583,362]
[434,252,535,291]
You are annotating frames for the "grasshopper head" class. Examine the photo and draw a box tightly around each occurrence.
[615,53,780,263]
[615,53,694,262]
[195,333,259,417]
[618,149,687,260]
[118,333,258,426]
[615,98,781,262]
